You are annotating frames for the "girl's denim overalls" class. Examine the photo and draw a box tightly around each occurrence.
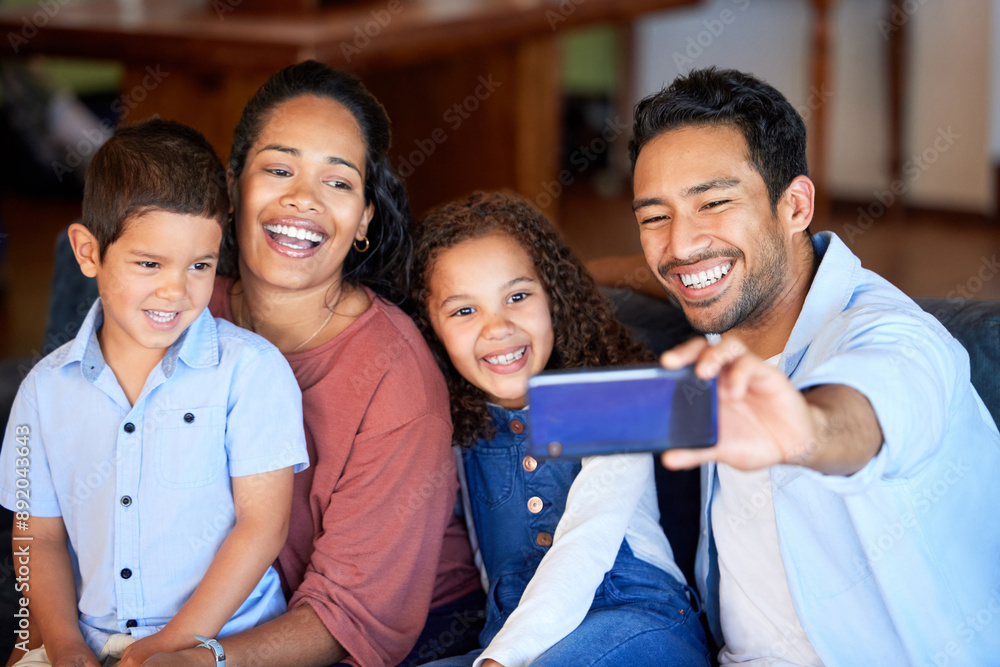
[447,404,710,666]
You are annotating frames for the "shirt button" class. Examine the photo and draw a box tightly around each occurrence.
[120,568,132,579]
[522,456,537,472]
[126,619,137,628]
[184,412,195,423]
[123,422,135,434]
[510,419,524,434]
[120,496,132,507]
[536,532,553,546]
[527,496,543,513]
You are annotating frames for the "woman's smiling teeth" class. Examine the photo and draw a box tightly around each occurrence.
[145,310,178,323]
[263,223,327,249]
[680,263,732,290]
[485,347,526,366]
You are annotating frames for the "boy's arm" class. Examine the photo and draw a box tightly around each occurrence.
[13,516,100,667]
[119,467,294,666]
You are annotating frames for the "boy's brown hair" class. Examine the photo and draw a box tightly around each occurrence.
[82,118,229,260]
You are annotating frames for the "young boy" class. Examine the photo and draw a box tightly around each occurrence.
[0,119,309,667]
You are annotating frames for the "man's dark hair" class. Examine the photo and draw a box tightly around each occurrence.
[629,67,809,210]
[83,118,229,260]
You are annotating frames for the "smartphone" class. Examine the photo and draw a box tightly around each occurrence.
[525,364,717,458]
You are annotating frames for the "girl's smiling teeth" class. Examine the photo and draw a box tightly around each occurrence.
[263,223,328,249]
[679,262,732,290]
[484,346,527,366]
[145,310,179,323]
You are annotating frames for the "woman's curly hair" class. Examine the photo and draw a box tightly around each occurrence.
[409,191,653,447]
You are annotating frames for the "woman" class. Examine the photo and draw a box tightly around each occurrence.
[149,60,482,666]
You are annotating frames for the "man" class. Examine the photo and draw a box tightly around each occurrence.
[630,67,1000,665]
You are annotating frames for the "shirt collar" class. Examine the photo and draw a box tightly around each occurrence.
[779,231,862,373]
[59,300,220,381]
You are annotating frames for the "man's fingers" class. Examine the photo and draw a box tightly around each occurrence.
[660,336,710,369]
[662,446,717,470]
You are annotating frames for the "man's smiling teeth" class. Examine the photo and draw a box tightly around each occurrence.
[263,224,326,244]
[145,310,178,323]
[485,347,526,366]
[680,263,732,289]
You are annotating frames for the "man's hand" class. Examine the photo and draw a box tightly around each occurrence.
[660,336,882,475]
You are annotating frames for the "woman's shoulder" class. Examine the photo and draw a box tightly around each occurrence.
[338,294,449,407]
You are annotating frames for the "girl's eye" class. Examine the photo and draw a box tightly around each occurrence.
[191,262,212,271]
[508,292,530,303]
[325,179,352,190]
[266,168,292,177]
[137,261,159,269]
[451,306,475,317]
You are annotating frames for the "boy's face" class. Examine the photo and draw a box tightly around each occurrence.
[77,211,222,363]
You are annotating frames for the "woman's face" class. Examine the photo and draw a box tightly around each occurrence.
[233,95,374,293]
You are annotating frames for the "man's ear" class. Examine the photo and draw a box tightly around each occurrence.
[778,175,815,236]
[67,223,101,278]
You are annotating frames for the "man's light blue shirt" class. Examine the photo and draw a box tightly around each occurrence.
[0,300,309,654]
[696,232,1000,665]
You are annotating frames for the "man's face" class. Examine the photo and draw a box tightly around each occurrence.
[632,124,792,335]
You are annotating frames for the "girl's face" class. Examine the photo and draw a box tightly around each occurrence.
[233,95,374,293]
[426,233,554,410]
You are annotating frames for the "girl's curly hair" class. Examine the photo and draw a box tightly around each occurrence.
[409,191,653,447]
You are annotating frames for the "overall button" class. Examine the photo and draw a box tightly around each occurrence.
[123,423,135,434]
[120,568,132,579]
[522,456,537,472]
[126,619,137,628]
[510,419,524,434]
[183,412,195,423]
[120,496,132,507]
[536,532,553,546]
[527,496,543,513]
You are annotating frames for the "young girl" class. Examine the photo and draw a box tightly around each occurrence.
[410,191,710,667]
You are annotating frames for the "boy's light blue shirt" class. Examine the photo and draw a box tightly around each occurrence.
[0,300,309,653]
[696,232,1000,665]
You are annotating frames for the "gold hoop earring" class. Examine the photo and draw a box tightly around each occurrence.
[353,236,370,253]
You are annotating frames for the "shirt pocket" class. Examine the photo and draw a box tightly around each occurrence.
[154,406,227,489]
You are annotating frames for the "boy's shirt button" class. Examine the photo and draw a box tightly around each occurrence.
[121,496,132,507]
[120,568,132,579]
[126,620,137,628]
[184,412,195,423]
[123,423,135,434]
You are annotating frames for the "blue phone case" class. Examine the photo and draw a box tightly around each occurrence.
[525,364,717,458]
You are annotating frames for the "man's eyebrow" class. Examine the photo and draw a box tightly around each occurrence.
[684,178,740,197]
[257,144,362,176]
[632,197,663,212]
[632,179,741,211]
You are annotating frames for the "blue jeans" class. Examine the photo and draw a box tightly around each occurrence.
[422,577,708,666]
